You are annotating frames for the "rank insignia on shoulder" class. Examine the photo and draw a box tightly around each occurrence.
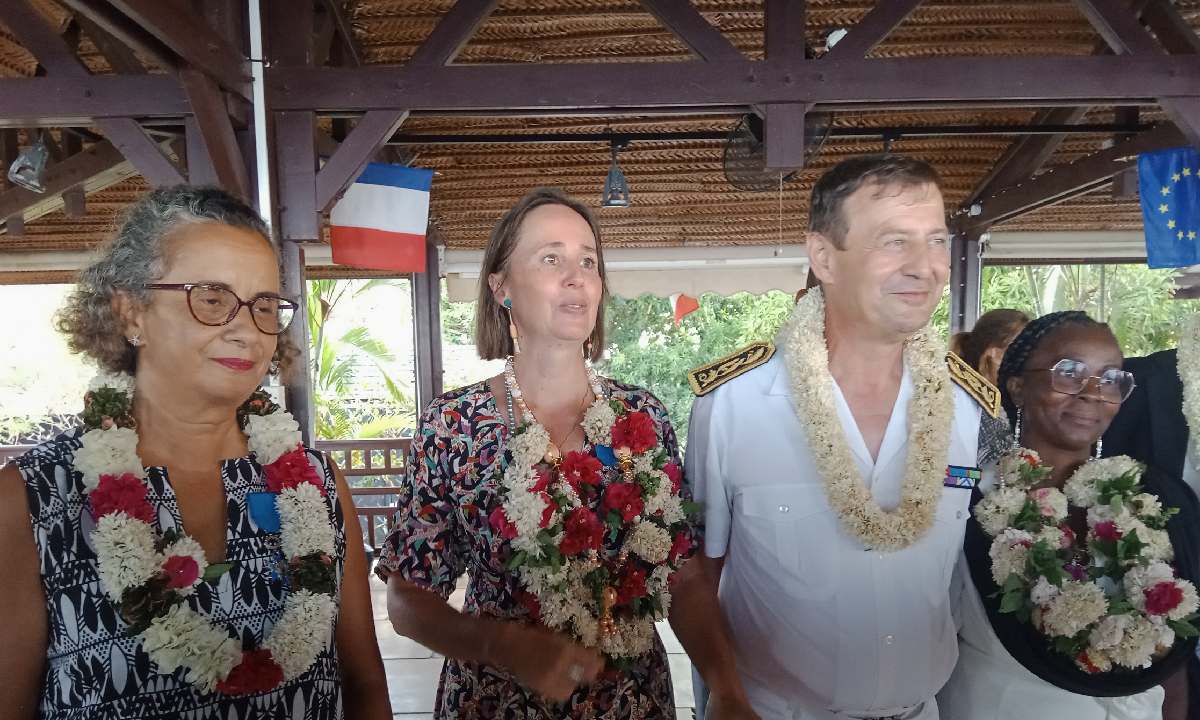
[946,351,1000,419]
[688,341,775,396]
[945,465,981,489]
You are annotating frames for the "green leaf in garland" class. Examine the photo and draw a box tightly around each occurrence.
[202,562,234,583]
[1168,619,1200,639]
[506,550,528,571]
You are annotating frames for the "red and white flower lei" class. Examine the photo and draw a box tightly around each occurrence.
[976,448,1199,673]
[74,371,337,695]
[489,372,696,659]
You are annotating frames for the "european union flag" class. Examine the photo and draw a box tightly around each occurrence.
[1139,147,1200,269]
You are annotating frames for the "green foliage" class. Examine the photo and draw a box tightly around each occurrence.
[597,291,794,434]
[307,279,415,439]
[980,264,1198,357]
[441,287,477,345]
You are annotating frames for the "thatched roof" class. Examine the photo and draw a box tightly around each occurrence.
[0,0,1196,256]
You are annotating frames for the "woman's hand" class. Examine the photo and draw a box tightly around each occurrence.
[487,622,606,702]
[704,691,762,720]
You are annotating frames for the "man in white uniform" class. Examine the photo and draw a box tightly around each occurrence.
[668,155,1000,720]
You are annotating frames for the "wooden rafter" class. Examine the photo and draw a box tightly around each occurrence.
[822,0,924,60]
[180,69,250,198]
[638,0,743,64]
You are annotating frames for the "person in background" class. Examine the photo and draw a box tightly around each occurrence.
[950,308,1030,386]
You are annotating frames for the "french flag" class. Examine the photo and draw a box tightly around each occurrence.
[329,163,435,272]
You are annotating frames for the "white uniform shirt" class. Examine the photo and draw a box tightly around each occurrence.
[686,354,982,719]
[1183,438,1199,498]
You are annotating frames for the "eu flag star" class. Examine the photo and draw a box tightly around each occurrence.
[1180,231,1186,240]
[1160,203,1170,213]
[1191,231,1199,241]
[1163,186,1172,196]
[1186,168,1194,177]
[1175,173,1183,182]
[1169,220,1178,229]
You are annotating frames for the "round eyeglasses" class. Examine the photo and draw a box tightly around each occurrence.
[1023,358,1136,405]
[145,283,297,335]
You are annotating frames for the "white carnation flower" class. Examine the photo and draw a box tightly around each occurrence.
[276,484,335,558]
[1108,614,1159,669]
[1042,581,1108,638]
[264,590,337,679]
[74,427,142,492]
[624,522,672,564]
[1030,576,1060,606]
[1036,525,1070,551]
[1030,487,1069,523]
[997,449,1045,490]
[141,604,241,692]
[1090,614,1131,650]
[633,452,656,476]
[989,529,1034,585]
[581,401,616,447]
[1141,528,1175,563]
[88,371,136,395]
[1132,493,1163,518]
[509,425,550,469]
[91,513,161,600]
[1153,618,1177,650]
[246,411,302,465]
[974,487,1027,536]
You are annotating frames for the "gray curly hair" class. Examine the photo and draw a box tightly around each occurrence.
[56,185,291,374]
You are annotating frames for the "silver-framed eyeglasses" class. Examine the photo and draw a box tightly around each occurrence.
[145,283,297,335]
[1023,358,1135,404]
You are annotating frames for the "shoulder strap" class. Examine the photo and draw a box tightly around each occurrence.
[946,351,1001,418]
[688,342,775,396]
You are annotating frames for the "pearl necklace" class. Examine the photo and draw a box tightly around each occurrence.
[503,356,605,463]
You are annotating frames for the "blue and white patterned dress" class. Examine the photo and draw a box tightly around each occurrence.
[16,429,347,720]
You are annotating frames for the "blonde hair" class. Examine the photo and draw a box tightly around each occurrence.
[474,188,608,361]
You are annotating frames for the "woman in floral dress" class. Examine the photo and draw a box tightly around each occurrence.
[939,311,1200,720]
[376,188,713,718]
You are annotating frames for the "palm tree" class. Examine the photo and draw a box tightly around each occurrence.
[307,279,416,439]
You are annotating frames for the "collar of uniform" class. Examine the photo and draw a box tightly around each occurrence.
[765,355,791,396]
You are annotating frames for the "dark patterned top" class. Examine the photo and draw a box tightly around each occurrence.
[17,429,347,720]
[376,379,689,720]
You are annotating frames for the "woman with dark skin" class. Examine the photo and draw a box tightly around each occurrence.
[940,312,1198,720]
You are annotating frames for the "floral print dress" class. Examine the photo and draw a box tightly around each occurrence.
[375,378,695,719]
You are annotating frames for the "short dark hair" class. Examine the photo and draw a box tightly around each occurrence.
[474,188,608,361]
[996,310,1107,426]
[808,154,943,249]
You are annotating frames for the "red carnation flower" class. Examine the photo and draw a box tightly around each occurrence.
[216,649,285,695]
[560,451,603,493]
[1145,581,1185,616]
[517,590,541,620]
[662,462,682,494]
[162,555,200,589]
[617,565,648,605]
[1076,650,1103,674]
[669,531,693,562]
[1021,452,1041,467]
[1059,525,1077,549]
[611,412,658,454]
[264,447,326,496]
[539,492,558,529]
[559,507,604,556]
[602,482,644,523]
[90,473,154,523]
[1093,521,1122,542]
[489,506,518,539]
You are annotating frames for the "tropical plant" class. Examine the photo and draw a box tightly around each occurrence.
[306,279,415,439]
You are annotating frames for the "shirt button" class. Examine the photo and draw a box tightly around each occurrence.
[884,635,895,645]
[778,505,790,513]
[956,510,964,519]
[877,552,885,560]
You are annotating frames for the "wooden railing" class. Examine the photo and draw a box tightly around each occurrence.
[1,439,412,552]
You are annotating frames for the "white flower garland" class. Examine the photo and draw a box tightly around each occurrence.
[976,449,1200,673]
[495,370,694,659]
[1178,314,1200,470]
[778,286,954,550]
[75,373,338,695]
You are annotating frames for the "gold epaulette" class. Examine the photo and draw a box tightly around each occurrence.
[688,342,775,396]
[947,351,1000,418]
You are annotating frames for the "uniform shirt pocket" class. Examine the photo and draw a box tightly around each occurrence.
[736,484,834,598]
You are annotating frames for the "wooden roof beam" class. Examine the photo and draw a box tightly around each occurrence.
[638,0,744,64]
[765,0,805,64]
[312,0,499,213]
[0,75,188,125]
[318,0,362,67]
[268,55,1200,112]
[964,123,1186,230]
[1141,0,1200,55]
[60,0,250,99]
[0,140,134,229]
[1073,0,1200,148]
[822,0,924,60]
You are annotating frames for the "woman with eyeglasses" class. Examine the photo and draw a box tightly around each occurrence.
[0,186,390,719]
[938,311,1200,720]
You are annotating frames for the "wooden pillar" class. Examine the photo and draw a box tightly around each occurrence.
[412,235,444,413]
[949,227,983,335]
